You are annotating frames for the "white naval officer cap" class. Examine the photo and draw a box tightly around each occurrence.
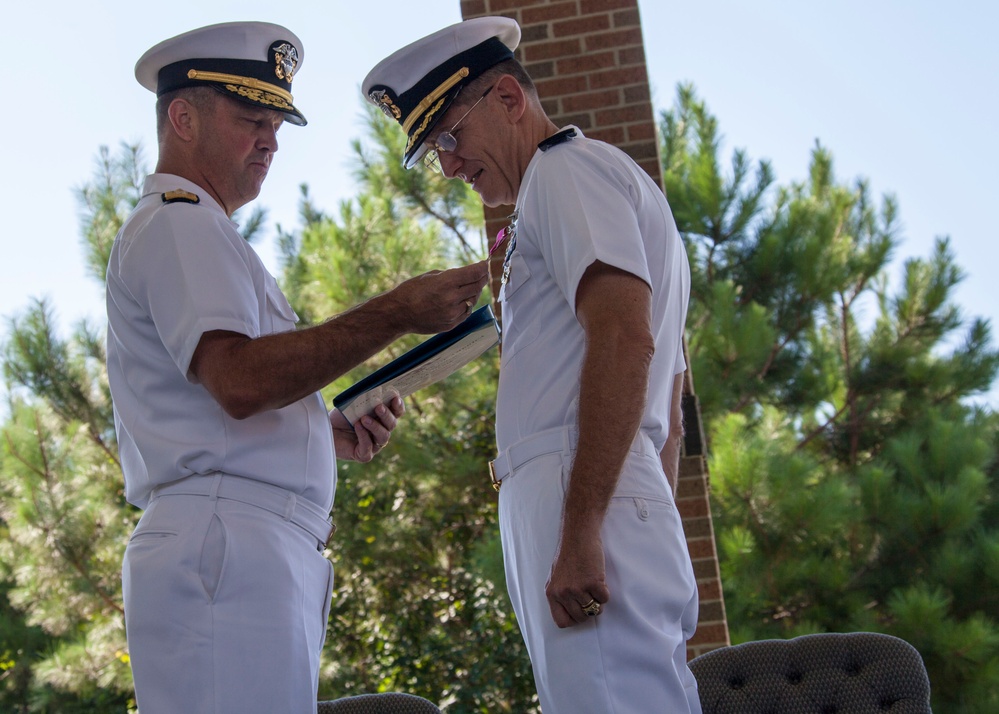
[135,21,308,126]
[362,16,521,168]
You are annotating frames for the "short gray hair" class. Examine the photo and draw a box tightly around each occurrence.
[459,58,538,110]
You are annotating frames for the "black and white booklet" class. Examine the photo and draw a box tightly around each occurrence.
[333,305,500,426]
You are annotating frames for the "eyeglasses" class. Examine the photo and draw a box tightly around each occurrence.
[423,86,494,173]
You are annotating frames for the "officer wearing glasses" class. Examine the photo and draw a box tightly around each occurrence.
[364,16,701,714]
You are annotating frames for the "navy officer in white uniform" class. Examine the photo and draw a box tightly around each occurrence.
[107,21,487,714]
[364,17,701,714]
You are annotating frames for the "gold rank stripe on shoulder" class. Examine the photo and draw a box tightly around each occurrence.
[161,190,200,204]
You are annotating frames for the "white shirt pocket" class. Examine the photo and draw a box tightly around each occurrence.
[499,252,541,361]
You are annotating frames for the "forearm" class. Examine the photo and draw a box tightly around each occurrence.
[194,291,409,418]
[191,261,489,420]
[561,263,655,538]
[562,330,653,535]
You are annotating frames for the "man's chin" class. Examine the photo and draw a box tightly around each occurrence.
[472,176,514,208]
[476,186,505,208]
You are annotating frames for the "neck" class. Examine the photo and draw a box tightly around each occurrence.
[508,111,560,200]
[526,111,561,156]
[155,153,234,217]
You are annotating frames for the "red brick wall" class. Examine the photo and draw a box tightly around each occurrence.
[460,0,730,658]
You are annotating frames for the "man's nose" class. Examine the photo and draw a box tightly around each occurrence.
[259,126,279,153]
[439,152,461,179]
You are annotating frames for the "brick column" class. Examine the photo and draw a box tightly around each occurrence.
[461,0,730,658]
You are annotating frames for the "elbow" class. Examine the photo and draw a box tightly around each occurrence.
[641,334,656,368]
[668,419,685,443]
[219,399,258,421]
[191,332,268,420]
[210,385,268,421]
[632,330,656,373]
[223,401,259,421]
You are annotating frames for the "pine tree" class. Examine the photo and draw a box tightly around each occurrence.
[662,84,999,712]
[0,306,134,713]
[0,143,142,711]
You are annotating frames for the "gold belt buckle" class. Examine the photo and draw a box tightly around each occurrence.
[488,461,501,492]
[324,522,337,548]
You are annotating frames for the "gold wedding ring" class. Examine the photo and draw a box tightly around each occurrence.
[582,599,601,617]
[464,299,474,309]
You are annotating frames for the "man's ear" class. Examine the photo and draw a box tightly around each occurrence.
[493,74,527,124]
[167,97,197,142]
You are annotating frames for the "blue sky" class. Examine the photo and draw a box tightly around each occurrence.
[3,0,997,407]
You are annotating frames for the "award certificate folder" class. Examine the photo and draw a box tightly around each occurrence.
[333,305,500,425]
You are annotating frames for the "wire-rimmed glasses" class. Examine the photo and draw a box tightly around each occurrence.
[423,86,494,173]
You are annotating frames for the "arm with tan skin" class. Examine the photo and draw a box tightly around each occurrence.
[190,262,488,460]
[545,262,655,628]
[661,371,685,497]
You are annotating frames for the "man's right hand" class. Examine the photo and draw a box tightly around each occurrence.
[387,261,489,334]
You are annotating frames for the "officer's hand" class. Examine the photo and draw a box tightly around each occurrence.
[545,529,611,628]
[330,395,405,462]
[389,261,489,334]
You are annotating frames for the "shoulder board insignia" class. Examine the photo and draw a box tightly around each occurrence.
[538,128,577,152]
[161,190,200,204]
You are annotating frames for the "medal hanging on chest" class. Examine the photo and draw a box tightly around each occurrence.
[493,210,519,287]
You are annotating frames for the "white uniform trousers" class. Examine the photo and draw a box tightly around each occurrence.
[122,475,334,714]
[497,429,701,714]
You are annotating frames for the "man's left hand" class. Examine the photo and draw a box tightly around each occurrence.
[545,530,611,628]
[330,396,404,462]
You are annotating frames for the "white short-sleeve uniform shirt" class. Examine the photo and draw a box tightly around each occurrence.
[106,174,335,510]
[496,127,690,452]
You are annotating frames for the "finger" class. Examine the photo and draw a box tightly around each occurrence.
[592,583,611,605]
[547,595,575,629]
[546,584,590,626]
[361,414,391,450]
[450,261,489,288]
[568,602,590,624]
[387,394,405,418]
[579,597,604,618]
[351,421,375,462]
[371,402,399,432]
